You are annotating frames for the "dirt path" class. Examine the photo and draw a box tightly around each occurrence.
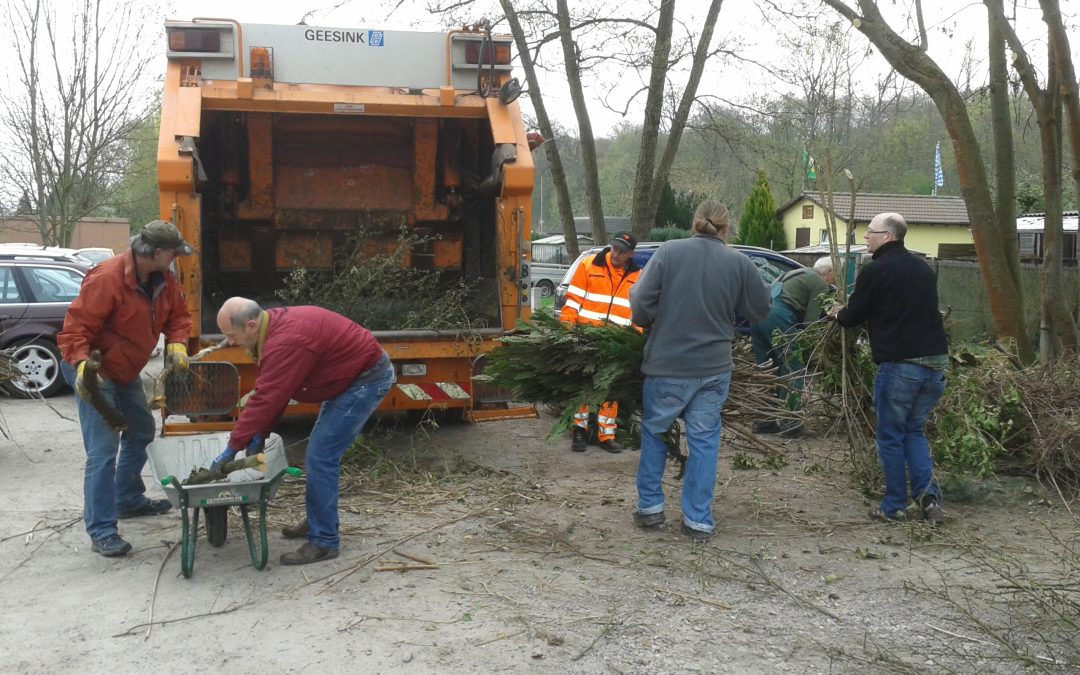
[1,370,1075,673]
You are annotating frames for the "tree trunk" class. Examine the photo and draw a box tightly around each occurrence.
[1042,0,1080,214]
[499,0,581,259]
[987,0,1015,268]
[629,0,675,241]
[644,0,724,226]
[555,0,606,245]
[822,0,1034,363]
[988,0,1078,356]
[1042,0,1080,350]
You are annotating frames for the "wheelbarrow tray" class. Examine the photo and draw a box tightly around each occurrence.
[146,432,299,578]
[147,432,288,508]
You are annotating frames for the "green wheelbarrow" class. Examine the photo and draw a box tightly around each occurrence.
[147,432,302,578]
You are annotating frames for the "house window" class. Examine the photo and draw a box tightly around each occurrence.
[820,229,829,245]
[1065,232,1077,263]
[801,205,814,219]
[1017,232,1037,256]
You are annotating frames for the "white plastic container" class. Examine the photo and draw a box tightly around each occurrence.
[146,432,288,508]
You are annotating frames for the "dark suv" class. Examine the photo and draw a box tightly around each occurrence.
[552,242,803,333]
[1,255,89,397]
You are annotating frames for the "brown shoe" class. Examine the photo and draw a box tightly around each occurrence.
[282,518,309,539]
[280,542,339,566]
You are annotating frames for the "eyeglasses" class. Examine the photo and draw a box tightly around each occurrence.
[864,229,890,235]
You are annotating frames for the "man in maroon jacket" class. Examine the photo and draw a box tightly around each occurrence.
[213,297,395,565]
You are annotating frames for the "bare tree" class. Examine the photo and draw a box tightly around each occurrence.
[498,0,583,258]
[554,0,607,244]
[820,0,1036,363]
[0,0,158,246]
[984,0,1077,358]
[628,0,723,240]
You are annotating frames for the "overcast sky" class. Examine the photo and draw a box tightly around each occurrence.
[163,0,1076,138]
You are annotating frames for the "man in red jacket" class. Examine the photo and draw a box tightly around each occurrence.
[212,297,395,565]
[59,220,194,558]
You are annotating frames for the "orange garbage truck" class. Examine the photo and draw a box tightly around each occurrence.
[157,19,535,430]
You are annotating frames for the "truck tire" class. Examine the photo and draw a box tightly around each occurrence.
[536,279,555,298]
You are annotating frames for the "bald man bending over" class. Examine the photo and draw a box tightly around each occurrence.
[214,298,395,565]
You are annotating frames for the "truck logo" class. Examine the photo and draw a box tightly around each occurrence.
[368,31,384,47]
[304,29,366,44]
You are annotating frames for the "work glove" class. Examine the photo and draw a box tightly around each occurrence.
[165,343,190,372]
[75,360,91,402]
[210,434,264,473]
[237,388,255,409]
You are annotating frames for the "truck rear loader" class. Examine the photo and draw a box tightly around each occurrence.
[157,19,535,430]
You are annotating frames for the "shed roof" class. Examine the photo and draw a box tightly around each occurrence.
[778,192,971,226]
[1017,212,1078,231]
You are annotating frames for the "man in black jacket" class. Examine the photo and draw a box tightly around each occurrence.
[828,213,948,526]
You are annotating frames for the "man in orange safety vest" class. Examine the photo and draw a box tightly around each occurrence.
[559,231,641,453]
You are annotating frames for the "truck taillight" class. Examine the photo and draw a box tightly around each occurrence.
[168,28,221,52]
[465,41,511,65]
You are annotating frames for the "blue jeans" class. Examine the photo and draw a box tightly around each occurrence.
[873,361,946,515]
[636,372,732,532]
[61,362,157,541]
[304,355,395,549]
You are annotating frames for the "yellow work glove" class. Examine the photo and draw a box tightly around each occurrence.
[75,360,91,402]
[165,343,190,372]
[238,388,255,409]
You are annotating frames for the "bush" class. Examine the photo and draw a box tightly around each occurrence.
[648,227,690,242]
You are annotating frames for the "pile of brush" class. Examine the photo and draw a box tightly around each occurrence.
[485,314,805,449]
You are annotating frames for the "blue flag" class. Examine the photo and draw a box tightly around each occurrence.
[934,141,944,189]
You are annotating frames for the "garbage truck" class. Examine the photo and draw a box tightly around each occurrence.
[157,19,535,430]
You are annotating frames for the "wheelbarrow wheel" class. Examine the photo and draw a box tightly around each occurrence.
[205,506,228,547]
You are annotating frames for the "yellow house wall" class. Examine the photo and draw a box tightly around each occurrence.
[779,198,973,257]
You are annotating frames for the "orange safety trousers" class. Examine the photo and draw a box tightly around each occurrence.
[573,400,618,443]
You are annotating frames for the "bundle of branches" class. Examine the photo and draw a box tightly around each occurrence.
[0,348,14,439]
[932,349,1080,495]
[277,226,494,332]
[486,314,807,470]
[0,348,15,389]
[791,319,880,488]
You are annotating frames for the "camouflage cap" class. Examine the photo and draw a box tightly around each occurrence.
[139,220,193,256]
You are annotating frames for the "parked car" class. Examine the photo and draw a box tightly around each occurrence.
[552,242,803,333]
[0,256,89,397]
[0,243,94,265]
[75,247,115,265]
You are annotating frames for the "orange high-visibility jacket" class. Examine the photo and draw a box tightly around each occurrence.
[559,249,641,328]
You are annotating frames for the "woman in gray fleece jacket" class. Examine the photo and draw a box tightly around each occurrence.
[628,199,771,541]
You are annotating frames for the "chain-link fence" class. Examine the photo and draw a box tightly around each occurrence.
[932,259,1079,343]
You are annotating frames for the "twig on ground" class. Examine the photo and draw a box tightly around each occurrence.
[375,563,440,572]
[391,548,437,565]
[570,611,630,662]
[144,540,181,640]
[0,517,81,543]
[653,587,731,610]
[114,605,243,637]
[312,493,516,590]
[473,629,527,647]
